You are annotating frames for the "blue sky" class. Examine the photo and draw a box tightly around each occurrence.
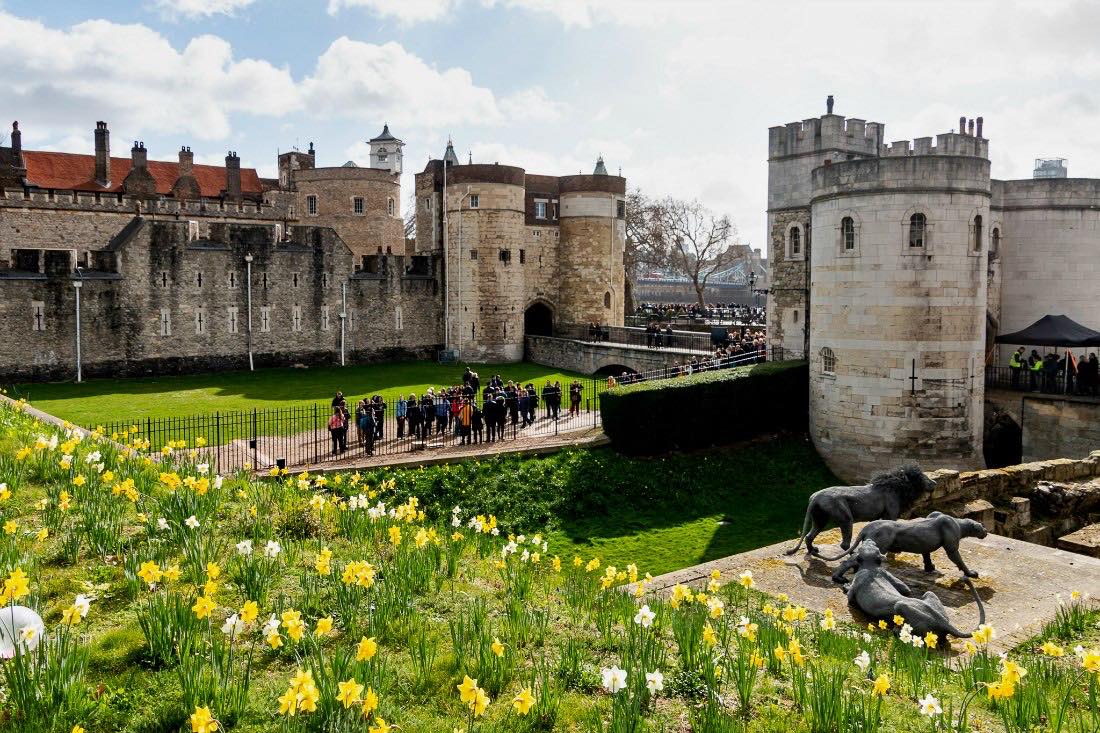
[4,0,1100,252]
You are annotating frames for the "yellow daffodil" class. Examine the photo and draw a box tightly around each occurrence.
[491,637,505,657]
[357,636,378,661]
[336,678,364,708]
[190,706,218,733]
[315,616,333,636]
[512,687,535,715]
[192,595,216,620]
[872,674,890,696]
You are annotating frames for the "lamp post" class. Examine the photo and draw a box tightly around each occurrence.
[244,252,254,371]
[748,270,756,309]
[73,266,84,383]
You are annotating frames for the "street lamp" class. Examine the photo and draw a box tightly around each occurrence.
[244,252,254,371]
[73,266,84,383]
[748,271,756,309]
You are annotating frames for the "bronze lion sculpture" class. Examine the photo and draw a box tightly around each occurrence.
[785,465,933,557]
[841,540,985,639]
[825,512,987,584]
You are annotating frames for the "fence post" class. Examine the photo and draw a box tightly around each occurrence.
[145,417,152,453]
[313,403,318,466]
[251,408,258,471]
[216,413,221,473]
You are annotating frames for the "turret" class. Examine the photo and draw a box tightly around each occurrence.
[442,138,460,167]
[277,142,315,189]
[368,124,403,174]
[593,155,608,175]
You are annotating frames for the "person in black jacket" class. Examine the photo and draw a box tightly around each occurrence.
[472,402,484,444]
[406,394,421,442]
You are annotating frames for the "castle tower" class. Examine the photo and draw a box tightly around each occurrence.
[557,160,626,326]
[806,126,990,481]
[369,124,403,174]
[443,163,529,360]
[766,99,884,359]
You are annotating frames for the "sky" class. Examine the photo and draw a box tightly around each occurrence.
[3,0,1100,254]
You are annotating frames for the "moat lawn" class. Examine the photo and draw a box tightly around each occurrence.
[9,360,590,425]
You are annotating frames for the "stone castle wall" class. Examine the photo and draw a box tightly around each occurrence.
[293,167,403,259]
[558,177,627,327]
[0,219,442,381]
[807,155,990,481]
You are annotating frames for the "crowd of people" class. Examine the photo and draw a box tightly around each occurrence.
[324,368,591,456]
[1006,347,1100,395]
[611,327,769,387]
[634,302,766,326]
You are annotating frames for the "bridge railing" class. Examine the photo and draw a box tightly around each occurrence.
[555,322,727,353]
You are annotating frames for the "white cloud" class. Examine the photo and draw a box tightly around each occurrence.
[326,0,458,24]
[481,0,672,28]
[150,0,259,20]
[498,87,565,122]
[0,12,298,140]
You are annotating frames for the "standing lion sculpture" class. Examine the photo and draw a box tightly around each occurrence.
[785,465,934,557]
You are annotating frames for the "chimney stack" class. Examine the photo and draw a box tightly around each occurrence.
[10,122,22,163]
[178,146,193,176]
[968,119,975,136]
[826,94,834,114]
[959,116,967,135]
[131,141,148,168]
[94,121,111,187]
[976,116,984,139]
[225,151,241,202]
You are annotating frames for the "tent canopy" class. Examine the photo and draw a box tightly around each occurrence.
[995,314,1100,347]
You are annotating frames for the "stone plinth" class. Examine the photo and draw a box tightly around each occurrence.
[647,528,1100,652]
[1057,524,1100,558]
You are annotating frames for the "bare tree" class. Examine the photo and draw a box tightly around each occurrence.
[623,188,671,312]
[403,192,417,250]
[656,198,739,308]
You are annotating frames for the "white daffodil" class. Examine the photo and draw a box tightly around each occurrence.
[221,613,245,637]
[645,670,664,693]
[157,518,169,531]
[601,665,627,694]
[196,463,209,475]
[264,540,282,558]
[236,539,254,556]
[634,605,656,628]
[918,693,942,717]
[854,650,871,673]
[185,515,200,529]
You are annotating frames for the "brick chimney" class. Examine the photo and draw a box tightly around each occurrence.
[1,121,28,188]
[225,151,241,202]
[94,121,111,187]
[172,145,201,200]
[122,141,157,196]
[10,121,22,163]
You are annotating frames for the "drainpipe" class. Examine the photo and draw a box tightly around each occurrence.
[73,267,84,382]
[340,280,347,366]
[245,252,254,371]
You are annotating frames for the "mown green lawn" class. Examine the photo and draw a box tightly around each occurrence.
[8,361,590,426]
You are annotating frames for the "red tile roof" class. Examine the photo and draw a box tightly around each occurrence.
[20,150,263,197]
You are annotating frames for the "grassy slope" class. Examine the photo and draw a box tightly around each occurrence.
[9,361,589,426]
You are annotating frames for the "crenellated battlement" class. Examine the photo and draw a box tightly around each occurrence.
[880,132,988,159]
[768,114,884,159]
[0,187,284,220]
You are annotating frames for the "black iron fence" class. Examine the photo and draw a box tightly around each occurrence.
[96,380,607,474]
[556,322,727,353]
[986,364,1099,396]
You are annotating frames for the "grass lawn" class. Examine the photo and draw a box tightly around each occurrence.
[8,360,591,426]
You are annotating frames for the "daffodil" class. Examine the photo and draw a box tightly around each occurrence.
[190,706,218,733]
[357,636,378,661]
[872,674,890,696]
[512,687,535,715]
[336,678,364,708]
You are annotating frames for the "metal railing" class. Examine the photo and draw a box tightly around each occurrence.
[986,364,1099,396]
[95,380,606,474]
[555,322,737,353]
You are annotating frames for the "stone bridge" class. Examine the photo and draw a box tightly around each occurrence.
[525,335,708,376]
[985,388,1100,463]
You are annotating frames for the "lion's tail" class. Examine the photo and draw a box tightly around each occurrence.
[818,542,859,562]
[784,503,814,556]
[948,577,987,638]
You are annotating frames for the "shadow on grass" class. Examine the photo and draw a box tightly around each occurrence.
[546,436,838,570]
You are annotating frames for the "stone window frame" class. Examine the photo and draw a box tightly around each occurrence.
[321,305,330,332]
[785,222,806,261]
[520,249,526,264]
[469,194,480,209]
[901,207,932,255]
[195,271,204,289]
[226,271,239,289]
[990,222,1002,258]
[499,248,511,264]
[227,306,239,334]
[306,194,318,216]
[837,211,861,257]
[424,196,432,211]
[352,196,365,216]
[388,197,395,217]
[395,305,403,332]
[322,273,331,289]
[534,200,548,219]
[259,306,271,333]
[604,291,612,309]
[31,300,45,332]
[291,304,303,333]
[819,346,837,376]
[470,249,478,260]
[194,306,207,335]
[159,308,172,337]
[967,208,985,258]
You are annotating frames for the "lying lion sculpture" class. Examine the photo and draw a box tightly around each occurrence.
[825,512,987,584]
[841,540,985,639]
[785,465,934,557]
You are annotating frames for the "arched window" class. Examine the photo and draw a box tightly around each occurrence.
[908,213,926,248]
[603,291,611,308]
[991,227,1000,255]
[973,214,983,252]
[841,216,855,251]
[820,347,836,374]
[789,226,801,256]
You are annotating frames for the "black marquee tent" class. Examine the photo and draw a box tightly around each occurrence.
[995,314,1100,347]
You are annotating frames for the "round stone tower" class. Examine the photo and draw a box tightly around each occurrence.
[444,163,528,361]
[557,171,626,326]
[808,132,990,481]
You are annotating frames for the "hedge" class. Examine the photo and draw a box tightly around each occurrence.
[599,360,809,454]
